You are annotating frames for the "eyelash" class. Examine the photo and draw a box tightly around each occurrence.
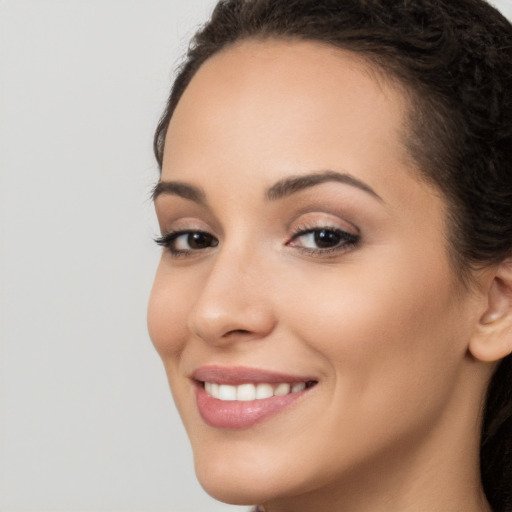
[154,230,219,257]
[288,224,359,255]
[154,226,359,257]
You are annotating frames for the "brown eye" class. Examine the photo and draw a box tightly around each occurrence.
[185,232,218,250]
[154,230,219,255]
[313,229,344,248]
[292,228,357,250]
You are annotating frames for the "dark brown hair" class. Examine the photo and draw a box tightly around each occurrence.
[154,1,512,510]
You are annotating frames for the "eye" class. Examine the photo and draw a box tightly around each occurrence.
[289,227,358,254]
[154,230,219,256]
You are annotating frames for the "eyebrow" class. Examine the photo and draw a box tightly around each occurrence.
[266,170,383,202]
[152,181,206,204]
[152,169,382,205]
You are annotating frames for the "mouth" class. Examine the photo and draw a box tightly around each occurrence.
[192,366,318,429]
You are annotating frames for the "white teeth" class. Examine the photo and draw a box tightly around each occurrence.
[292,382,306,393]
[218,384,237,401]
[255,383,273,399]
[204,381,309,401]
[274,383,291,396]
[237,383,256,401]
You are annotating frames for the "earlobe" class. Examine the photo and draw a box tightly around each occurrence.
[470,259,512,362]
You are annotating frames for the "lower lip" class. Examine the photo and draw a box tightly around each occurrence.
[195,385,308,429]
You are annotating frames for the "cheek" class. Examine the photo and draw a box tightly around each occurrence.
[285,252,466,411]
[267,258,469,478]
[147,262,192,363]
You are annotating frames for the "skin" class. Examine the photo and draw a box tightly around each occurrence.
[148,40,495,512]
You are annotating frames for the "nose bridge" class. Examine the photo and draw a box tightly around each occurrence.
[188,242,276,344]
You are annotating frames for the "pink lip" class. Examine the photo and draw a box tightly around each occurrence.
[192,365,317,429]
[192,365,316,385]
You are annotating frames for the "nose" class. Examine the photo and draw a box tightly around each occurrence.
[187,249,277,346]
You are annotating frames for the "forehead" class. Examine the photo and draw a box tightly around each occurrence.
[162,39,421,208]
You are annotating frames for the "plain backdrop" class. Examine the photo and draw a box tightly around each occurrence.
[1,1,511,511]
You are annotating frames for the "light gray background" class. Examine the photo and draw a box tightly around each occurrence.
[1,1,511,511]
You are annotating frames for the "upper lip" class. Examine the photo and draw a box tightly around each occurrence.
[192,365,317,385]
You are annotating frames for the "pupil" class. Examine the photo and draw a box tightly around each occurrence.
[314,230,340,248]
[188,232,213,249]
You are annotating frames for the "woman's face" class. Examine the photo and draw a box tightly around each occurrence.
[148,40,483,508]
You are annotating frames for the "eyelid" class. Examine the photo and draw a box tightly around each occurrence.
[288,212,359,237]
[288,224,358,243]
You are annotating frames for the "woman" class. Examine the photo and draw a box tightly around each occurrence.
[148,1,512,511]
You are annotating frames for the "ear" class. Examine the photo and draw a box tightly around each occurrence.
[470,259,512,362]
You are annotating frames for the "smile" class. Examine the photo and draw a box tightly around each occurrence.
[203,381,312,401]
[193,366,318,429]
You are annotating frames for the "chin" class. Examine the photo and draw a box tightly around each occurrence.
[192,444,303,506]
[195,463,270,506]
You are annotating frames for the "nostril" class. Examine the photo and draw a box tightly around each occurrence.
[223,329,252,336]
